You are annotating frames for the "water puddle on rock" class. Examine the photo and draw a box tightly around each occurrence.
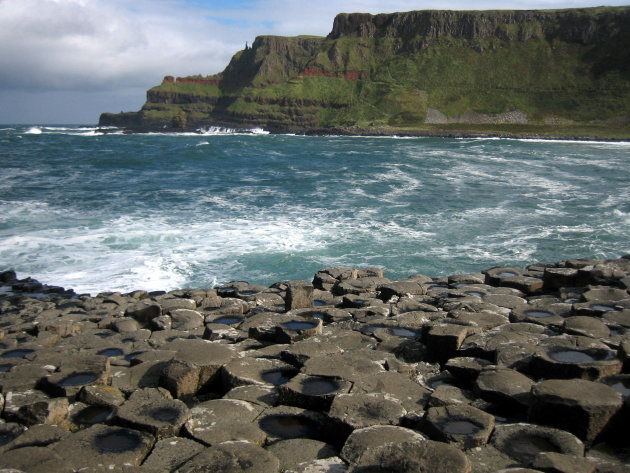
[441,420,481,435]
[213,316,243,325]
[590,304,616,312]
[509,435,559,458]
[465,291,486,297]
[94,430,142,452]
[525,310,555,319]
[313,300,328,307]
[0,364,13,372]
[300,378,340,396]
[60,372,99,386]
[497,271,519,278]
[1,349,34,358]
[98,348,124,357]
[549,350,597,363]
[259,415,320,439]
[389,327,419,338]
[282,321,318,331]
[261,370,296,386]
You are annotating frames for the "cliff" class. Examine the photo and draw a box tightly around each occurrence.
[100,7,630,136]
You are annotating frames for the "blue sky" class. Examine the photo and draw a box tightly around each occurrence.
[0,0,627,124]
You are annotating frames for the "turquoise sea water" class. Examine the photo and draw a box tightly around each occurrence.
[1,125,629,295]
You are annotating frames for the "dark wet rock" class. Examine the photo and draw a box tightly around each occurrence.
[340,425,427,464]
[347,439,471,473]
[267,438,338,471]
[177,440,280,473]
[531,452,597,473]
[224,384,279,407]
[422,404,495,449]
[530,345,621,381]
[543,267,579,290]
[51,424,155,469]
[491,423,584,464]
[329,392,406,431]
[529,379,623,443]
[114,388,190,438]
[475,367,534,415]
[279,374,352,411]
[141,436,205,472]
[184,398,265,446]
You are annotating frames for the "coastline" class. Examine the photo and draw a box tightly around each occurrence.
[1,255,629,471]
[100,123,630,142]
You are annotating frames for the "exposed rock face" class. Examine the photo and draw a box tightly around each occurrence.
[0,254,629,471]
[99,7,630,134]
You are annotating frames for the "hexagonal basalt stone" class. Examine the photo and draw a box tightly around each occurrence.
[340,425,427,464]
[278,374,352,411]
[177,440,281,473]
[51,424,155,470]
[491,423,584,465]
[266,438,338,472]
[530,346,622,381]
[529,379,623,443]
[348,439,471,473]
[303,352,385,383]
[40,368,109,399]
[222,357,299,391]
[563,316,610,339]
[141,436,205,472]
[329,393,406,431]
[422,404,495,449]
[184,398,266,446]
[224,384,279,407]
[0,423,26,450]
[114,388,191,438]
[351,371,430,414]
[475,367,534,414]
[0,446,74,473]
[257,406,328,445]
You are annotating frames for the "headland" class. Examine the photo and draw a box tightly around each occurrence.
[100,7,630,140]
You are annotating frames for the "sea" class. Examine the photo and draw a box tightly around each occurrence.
[1,125,629,295]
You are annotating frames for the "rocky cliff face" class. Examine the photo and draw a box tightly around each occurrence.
[100,7,630,134]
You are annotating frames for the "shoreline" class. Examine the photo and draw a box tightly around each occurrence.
[99,124,630,142]
[1,255,629,471]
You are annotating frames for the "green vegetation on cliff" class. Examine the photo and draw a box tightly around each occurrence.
[100,7,630,138]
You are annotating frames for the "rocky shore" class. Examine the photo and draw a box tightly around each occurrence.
[1,256,629,472]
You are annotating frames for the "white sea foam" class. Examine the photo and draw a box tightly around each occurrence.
[25,127,42,134]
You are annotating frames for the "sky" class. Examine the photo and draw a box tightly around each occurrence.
[0,0,627,124]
